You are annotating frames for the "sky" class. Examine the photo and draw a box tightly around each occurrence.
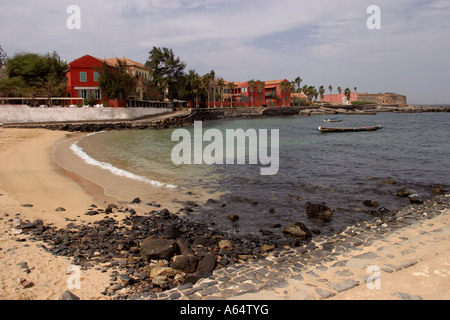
[1,0,449,104]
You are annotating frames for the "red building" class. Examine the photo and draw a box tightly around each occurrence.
[66,55,110,105]
[208,79,291,108]
[322,93,358,105]
[263,79,291,107]
[65,54,150,107]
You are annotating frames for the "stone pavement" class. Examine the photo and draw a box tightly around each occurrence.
[139,195,450,300]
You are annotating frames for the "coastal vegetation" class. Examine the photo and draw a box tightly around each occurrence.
[0,51,67,106]
[97,59,138,103]
[0,45,375,107]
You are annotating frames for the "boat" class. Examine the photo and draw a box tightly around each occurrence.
[323,116,343,122]
[318,125,383,133]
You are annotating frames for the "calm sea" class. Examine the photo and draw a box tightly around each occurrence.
[74,112,450,239]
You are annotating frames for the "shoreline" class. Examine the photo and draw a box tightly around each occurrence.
[2,104,449,132]
[0,127,449,300]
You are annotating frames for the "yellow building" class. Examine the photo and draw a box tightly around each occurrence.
[104,57,151,100]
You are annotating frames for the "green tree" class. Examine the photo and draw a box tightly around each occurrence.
[2,51,67,105]
[319,86,325,102]
[179,69,202,107]
[337,86,342,104]
[202,70,215,108]
[217,78,225,108]
[97,58,137,102]
[279,81,291,107]
[227,82,237,107]
[344,88,351,103]
[145,47,186,101]
[248,79,256,107]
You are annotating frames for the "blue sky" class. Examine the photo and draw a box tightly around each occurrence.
[1,0,449,104]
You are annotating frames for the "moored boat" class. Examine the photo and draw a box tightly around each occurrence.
[323,116,343,122]
[318,125,383,133]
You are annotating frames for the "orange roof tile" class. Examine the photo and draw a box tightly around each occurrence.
[103,57,149,70]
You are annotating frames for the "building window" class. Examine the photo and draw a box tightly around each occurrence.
[92,90,102,99]
[78,90,90,99]
[80,72,87,82]
[93,72,100,82]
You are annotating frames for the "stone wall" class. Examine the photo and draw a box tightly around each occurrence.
[357,93,407,106]
[0,105,172,124]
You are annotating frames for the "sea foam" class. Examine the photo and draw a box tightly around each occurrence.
[70,139,178,189]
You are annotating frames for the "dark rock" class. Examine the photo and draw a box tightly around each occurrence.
[140,238,177,262]
[130,197,141,204]
[20,204,33,208]
[305,202,333,220]
[170,255,199,273]
[409,194,427,204]
[176,239,195,256]
[193,236,216,248]
[60,290,80,300]
[363,199,380,207]
[432,185,446,195]
[283,222,312,238]
[198,253,217,273]
[85,211,99,216]
[396,189,413,197]
[55,207,66,212]
[227,214,239,222]
[183,272,210,285]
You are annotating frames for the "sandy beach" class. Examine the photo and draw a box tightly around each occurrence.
[0,128,113,299]
[0,127,449,301]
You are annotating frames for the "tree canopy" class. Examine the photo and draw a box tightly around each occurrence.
[0,51,68,101]
[145,47,186,100]
[97,59,137,101]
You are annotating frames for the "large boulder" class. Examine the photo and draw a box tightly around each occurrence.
[140,238,177,262]
[283,222,312,238]
[305,202,333,220]
[170,255,199,273]
[198,253,217,273]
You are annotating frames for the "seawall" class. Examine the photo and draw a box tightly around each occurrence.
[0,105,172,124]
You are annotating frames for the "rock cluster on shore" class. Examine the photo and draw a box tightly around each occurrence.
[5,183,448,300]
[12,200,282,299]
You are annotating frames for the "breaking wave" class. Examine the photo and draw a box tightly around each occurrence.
[70,137,178,189]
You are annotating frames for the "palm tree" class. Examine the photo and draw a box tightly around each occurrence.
[354,87,357,93]
[328,85,333,103]
[227,81,237,107]
[319,86,325,102]
[248,79,256,107]
[202,72,212,108]
[344,88,351,104]
[293,77,302,106]
[217,78,225,108]
[210,70,216,108]
[186,69,201,108]
[337,87,342,104]
[257,80,265,107]
[279,81,291,107]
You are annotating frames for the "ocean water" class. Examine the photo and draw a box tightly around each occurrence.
[74,112,450,239]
